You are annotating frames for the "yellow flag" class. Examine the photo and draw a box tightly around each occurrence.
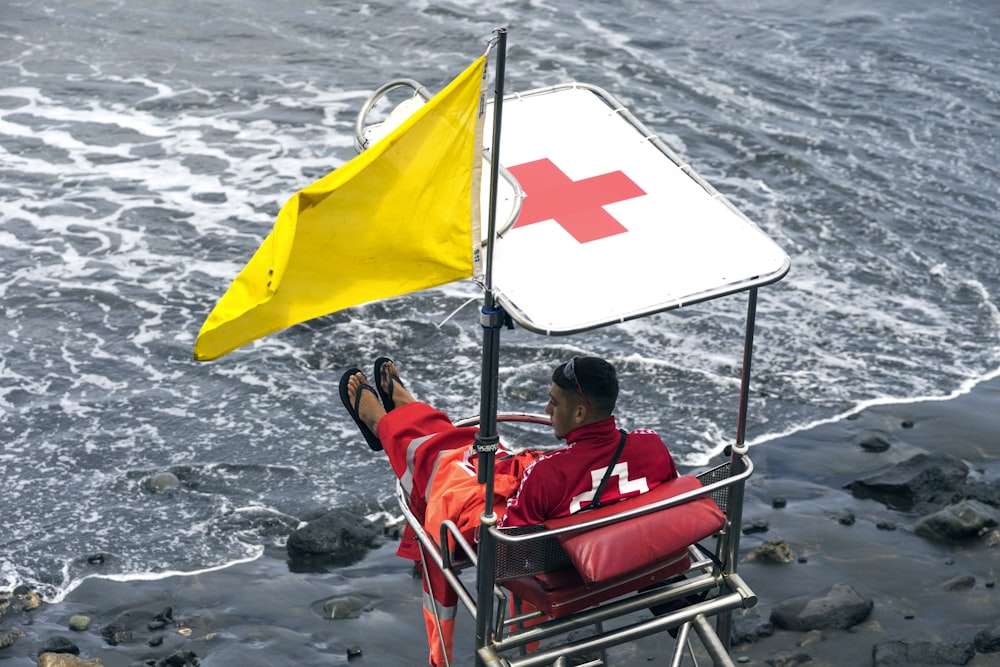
[194,55,488,360]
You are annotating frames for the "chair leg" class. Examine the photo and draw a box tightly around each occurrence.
[668,621,693,667]
[513,597,527,657]
[595,620,608,665]
[417,544,452,667]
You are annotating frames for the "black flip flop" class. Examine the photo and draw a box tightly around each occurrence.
[373,356,403,412]
[339,368,383,451]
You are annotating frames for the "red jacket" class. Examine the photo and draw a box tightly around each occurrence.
[500,416,678,527]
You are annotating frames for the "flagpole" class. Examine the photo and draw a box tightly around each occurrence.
[473,26,507,663]
[476,27,506,486]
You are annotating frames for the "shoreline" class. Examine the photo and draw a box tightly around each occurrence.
[4,378,1000,666]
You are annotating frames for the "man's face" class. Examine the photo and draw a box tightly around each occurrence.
[545,382,584,439]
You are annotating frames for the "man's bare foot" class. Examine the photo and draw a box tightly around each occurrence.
[348,371,386,435]
[378,359,415,408]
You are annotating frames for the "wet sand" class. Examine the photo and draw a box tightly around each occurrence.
[4,378,999,666]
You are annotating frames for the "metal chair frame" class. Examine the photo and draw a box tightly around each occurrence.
[395,414,757,667]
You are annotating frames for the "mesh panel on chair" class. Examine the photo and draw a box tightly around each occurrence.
[696,462,731,513]
[493,525,574,581]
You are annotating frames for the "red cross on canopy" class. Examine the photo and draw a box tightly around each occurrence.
[507,158,647,243]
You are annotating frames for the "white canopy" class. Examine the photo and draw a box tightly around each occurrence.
[483,84,789,334]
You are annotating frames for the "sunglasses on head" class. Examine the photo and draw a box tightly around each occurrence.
[563,357,594,413]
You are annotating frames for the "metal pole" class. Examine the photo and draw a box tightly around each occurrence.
[476,26,507,489]
[716,286,758,651]
[474,27,508,664]
[733,287,758,454]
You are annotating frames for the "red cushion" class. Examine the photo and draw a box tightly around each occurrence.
[505,550,691,618]
[543,475,725,584]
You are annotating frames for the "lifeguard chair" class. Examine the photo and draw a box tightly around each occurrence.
[193,27,787,665]
[356,32,789,666]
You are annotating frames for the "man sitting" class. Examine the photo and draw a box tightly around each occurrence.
[340,356,678,666]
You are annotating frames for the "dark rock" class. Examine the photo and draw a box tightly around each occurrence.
[872,640,908,666]
[149,635,164,647]
[744,537,796,564]
[838,512,855,526]
[975,624,1000,653]
[86,554,105,565]
[742,519,769,535]
[847,453,969,512]
[192,191,227,204]
[771,583,873,631]
[954,477,1000,508]
[37,636,79,656]
[872,635,976,666]
[853,433,890,452]
[772,496,787,509]
[154,649,199,666]
[148,605,174,630]
[730,608,774,645]
[286,509,382,564]
[942,574,976,591]
[876,520,897,531]
[347,645,363,659]
[914,499,1000,542]
[1,585,41,616]
[97,607,169,647]
[100,622,132,646]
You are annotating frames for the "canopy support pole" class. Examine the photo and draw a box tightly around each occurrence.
[716,286,758,650]
[474,27,508,665]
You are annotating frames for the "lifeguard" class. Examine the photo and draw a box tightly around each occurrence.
[340,356,679,666]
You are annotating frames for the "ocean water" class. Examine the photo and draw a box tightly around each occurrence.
[2,0,998,602]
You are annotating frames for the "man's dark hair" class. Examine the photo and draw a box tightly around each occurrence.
[552,356,619,418]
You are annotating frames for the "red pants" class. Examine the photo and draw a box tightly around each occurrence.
[377,402,533,666]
